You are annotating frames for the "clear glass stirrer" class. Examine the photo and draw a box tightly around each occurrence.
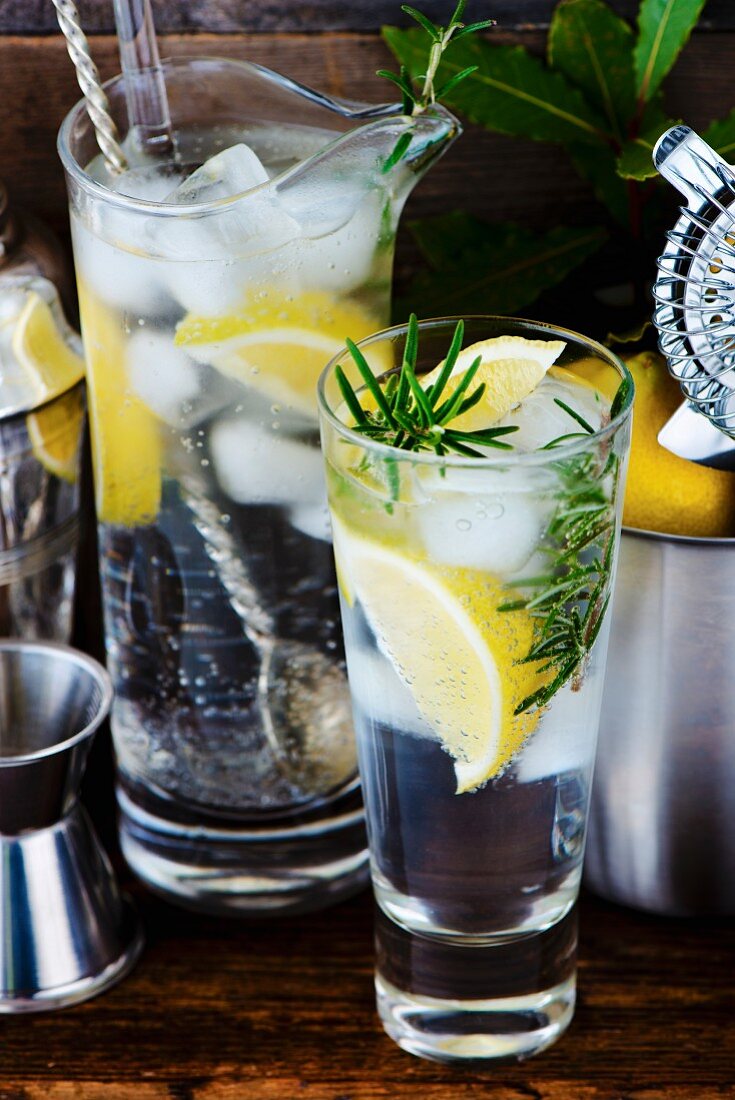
[112,0,178,159]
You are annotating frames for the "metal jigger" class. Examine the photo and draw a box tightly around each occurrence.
[0,641,143,1011]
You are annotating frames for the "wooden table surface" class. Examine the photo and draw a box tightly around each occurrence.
[3,848,733,1100]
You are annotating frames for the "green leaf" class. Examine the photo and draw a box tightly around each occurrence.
[617,108,681,179]
[568,142,630,226]
[397,213,607,318]
[703,109,735,162]
[633,0,707,102]
[606,318,653,345]
[382,25,611,146]
[548,0,637,142]
[401,5,440,40]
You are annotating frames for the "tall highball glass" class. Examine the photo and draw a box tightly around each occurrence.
[318,317,633,1061]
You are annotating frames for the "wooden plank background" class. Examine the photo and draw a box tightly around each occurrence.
[1,0,734,33]
[1,28,732,241]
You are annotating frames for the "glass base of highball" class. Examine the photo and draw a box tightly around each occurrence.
[374,904,578,1063]
[117,780,369,916]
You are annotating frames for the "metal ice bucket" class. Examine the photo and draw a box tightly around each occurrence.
[585,529,735,915]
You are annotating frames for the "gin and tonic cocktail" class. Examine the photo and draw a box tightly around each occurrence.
[58,58,458,914]
[319,317,632,1060]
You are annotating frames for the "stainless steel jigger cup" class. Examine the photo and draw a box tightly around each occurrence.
[0,641,144,1011]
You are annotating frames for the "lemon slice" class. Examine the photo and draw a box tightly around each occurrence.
[27,388,85,483]
[78,285,161,526]
[422,335,566,432]
[175,289,382,415]
[334,522,544,793]
[11,290,85,402]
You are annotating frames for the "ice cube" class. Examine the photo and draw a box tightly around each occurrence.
[297,190,385,295]
[71,217,172,316]
[113,163,186,203]
[209,417,325,507]
[516,683,596,782]
[500,374,604,452]
[345,648,436,742]
[152,144,302,314]
[125,329,202,426]
[169,144,269,204]
[0,281,25,329]
[416,485,546,576]
[289,501,332,542]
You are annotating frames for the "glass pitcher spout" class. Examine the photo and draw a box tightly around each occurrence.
[222,59,462,246]
[272,98,461,245]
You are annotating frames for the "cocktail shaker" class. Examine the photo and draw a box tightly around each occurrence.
[586,529,735,915]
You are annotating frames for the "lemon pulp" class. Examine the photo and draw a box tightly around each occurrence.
[420,335,566,431]
[334,522,545,794]
[27,389,85,484]
[175,289,382,415]
[11,290,85,400]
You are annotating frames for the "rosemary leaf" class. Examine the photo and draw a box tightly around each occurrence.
[540,431,590,449]
[382,131,413,172]
[405,363,435,425]
[553,397,595,433]
[346,338,397,428]
[335,365,368,425]
[610,374,633,419]
[427,318,464,405]
[442,429,514,451]
[435,355,482,423]
[451,380,486,418]
[434,65,480,101]
[401,5,441,39]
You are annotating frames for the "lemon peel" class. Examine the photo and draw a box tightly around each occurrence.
[333,520,545,793]
[623,351,735,538]
[78,285,161,527]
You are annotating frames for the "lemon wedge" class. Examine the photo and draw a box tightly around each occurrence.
[421,335,566,431]
[623,351,735,537]
[11,290,85,402]
[27,388,85,483]
[175,290,382,416]
[334,522,544,793]
[8,289,85,482]
[78,285,162,526]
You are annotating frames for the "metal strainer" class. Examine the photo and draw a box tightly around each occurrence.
[653,125,735,441]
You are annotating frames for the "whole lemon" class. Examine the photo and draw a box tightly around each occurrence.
[622,351,735,537]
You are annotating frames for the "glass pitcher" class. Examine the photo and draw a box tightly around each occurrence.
[58,56,460,915]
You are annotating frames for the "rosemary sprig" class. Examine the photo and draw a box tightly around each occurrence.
[377,2,494,171]
[335,313,518,461]
[499,397,623,715]
[378,1,495,115]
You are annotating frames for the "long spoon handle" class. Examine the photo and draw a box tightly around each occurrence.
[51,0,128,173]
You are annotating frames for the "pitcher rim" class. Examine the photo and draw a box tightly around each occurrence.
[57,55,458,218]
